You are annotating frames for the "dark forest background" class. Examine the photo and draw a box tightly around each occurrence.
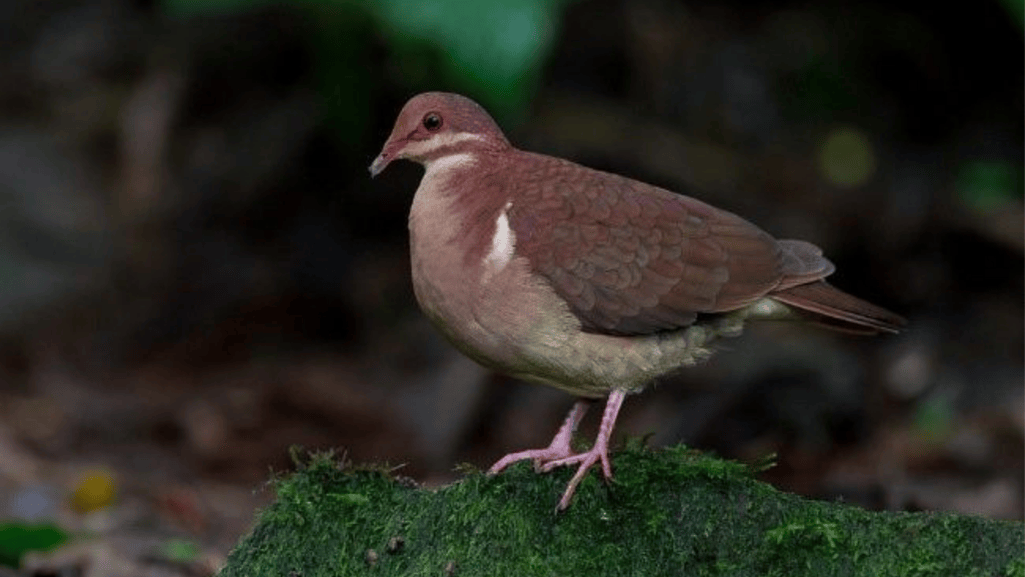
[0,0,1021,573]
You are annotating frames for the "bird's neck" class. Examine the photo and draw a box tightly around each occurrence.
[411,145,517,274]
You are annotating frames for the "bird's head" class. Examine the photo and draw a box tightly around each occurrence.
[369,92,511,177]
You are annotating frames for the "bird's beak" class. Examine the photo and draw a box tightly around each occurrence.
[369,138,406,178]
[368,153,390,178]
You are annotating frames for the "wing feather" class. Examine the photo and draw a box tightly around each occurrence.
[507,153,801,335]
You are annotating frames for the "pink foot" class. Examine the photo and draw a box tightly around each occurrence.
[488,390,627,511]
[488,400,589,474]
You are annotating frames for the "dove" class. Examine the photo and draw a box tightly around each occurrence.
[370,92,903,510]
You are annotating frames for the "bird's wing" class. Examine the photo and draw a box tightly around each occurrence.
[507,155,816,335]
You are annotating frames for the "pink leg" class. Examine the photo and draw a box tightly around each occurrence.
[542,390,626,510]
[487,390,628,511]
[488,400,590,474]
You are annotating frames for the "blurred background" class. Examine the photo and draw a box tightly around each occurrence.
[0,0,1021,573]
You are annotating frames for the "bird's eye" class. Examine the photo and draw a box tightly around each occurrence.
[422,112,443,131]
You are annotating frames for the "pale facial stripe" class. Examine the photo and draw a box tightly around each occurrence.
[402,131,487,161]
[424,152,476,175]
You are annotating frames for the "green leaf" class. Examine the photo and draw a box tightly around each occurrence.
[370,0,570,119]
[0,522,69,569]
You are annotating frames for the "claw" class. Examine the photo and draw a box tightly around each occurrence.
[488,390,627,510]
[487,400,589,475]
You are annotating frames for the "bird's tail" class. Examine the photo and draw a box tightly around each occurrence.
[769,281,906,335]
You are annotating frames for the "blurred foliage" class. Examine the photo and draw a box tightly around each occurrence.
[997,0,1024,31]
[956,160,1022,211]
[818,126,876,188]
[161,0,571,140]
[159,539,202,563]
[371,0,569,119]
[913,393,956,441]
[0,522,68,569]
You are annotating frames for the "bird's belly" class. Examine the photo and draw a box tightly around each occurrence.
[409,247,501,365]
[472,256,732,397]
[408,241,585,393]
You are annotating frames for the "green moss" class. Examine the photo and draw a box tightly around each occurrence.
[220,445,1023,577]
[1005,557,1025,577]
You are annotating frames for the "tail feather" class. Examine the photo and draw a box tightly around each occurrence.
[769,281,906,335]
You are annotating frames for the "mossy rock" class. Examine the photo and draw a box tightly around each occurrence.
[220,445,1024,577]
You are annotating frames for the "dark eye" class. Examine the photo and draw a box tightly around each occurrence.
[422,112,442,131]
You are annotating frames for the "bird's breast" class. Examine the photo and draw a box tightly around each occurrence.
[407,166,517,369]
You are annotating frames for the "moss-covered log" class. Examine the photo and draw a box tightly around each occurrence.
[220,445,1024,577]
